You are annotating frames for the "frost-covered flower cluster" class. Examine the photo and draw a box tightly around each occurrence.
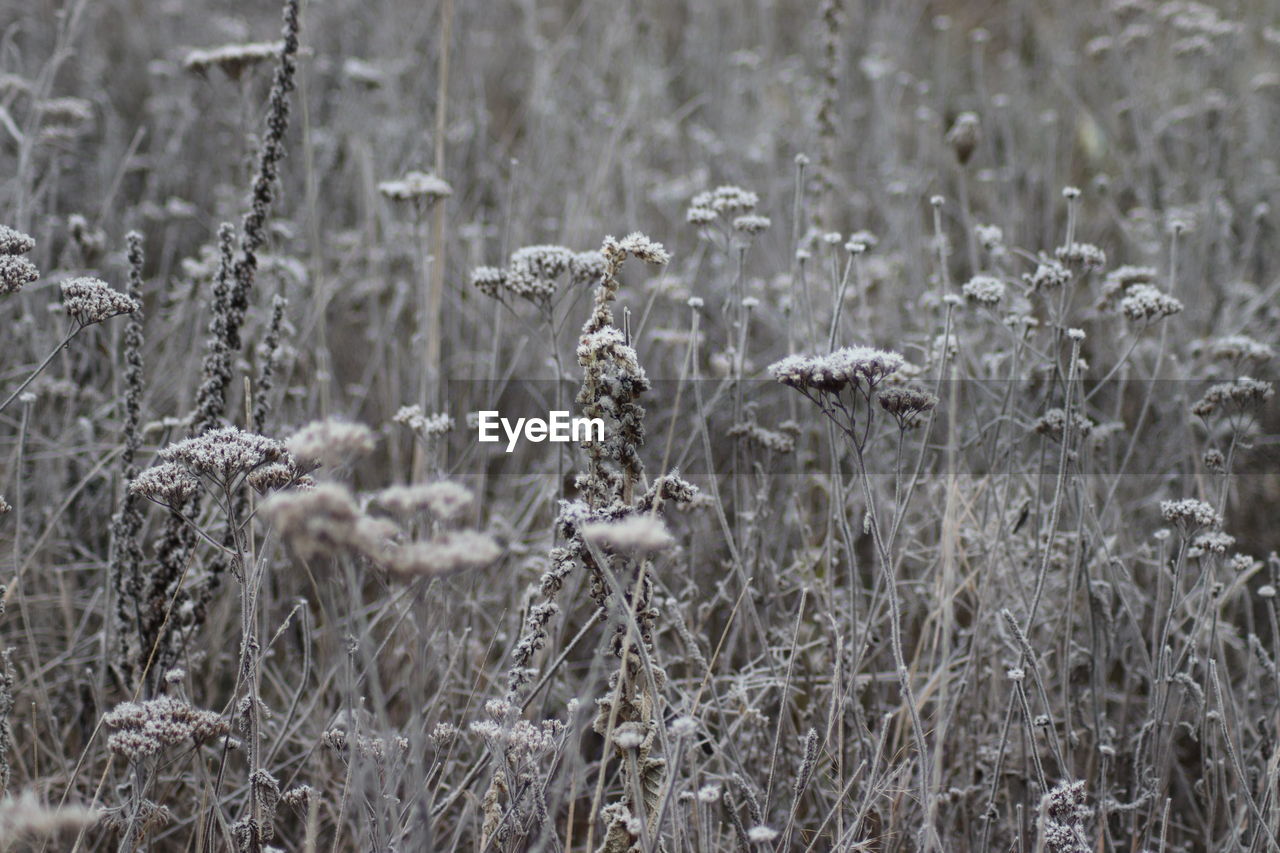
[1160,498,1223,533]
[1024,259,1071,291]
[129,462,203,505]
[1118,283,1183,323]
[1054,242,1106,271]
[686,185,760,225]
[182,41,282,78]
[1034,408,1095,442]
[1207,334,1273,368]
[769,346,904,393]
[1099,265,1156,308]
[1190,377,1273,418]
[394,405,454,437]
[286,418,376,470]
[0,790,99,839]
[102,696,228,762]
[60,277,140,326]
[264,478,500,577]
[0,224,38,295]
[156,426,287,483]
[962,274,1005,306]
[375,481,473,520]
[605,232,670,266]
[471,245,606,304]
[581,514,674,554]
[945,111,980,165]
[386,531,501,576]
[1038,780,1093,853]
[377,170,453,204]
[262,482,393,560]
[878,385,939,429]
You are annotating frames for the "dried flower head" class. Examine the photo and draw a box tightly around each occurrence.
[689,185,759,219]
[581,514,674,554]
[732,214,772,235]
[1191,377,1273,418]
[1034,408,1095,442]
[130,462,204,505]
[1160,498,1222,533]
[159,426,287,483]
[1208,334,1273,367]
[747,825,780,843]
[1025,260,1071,291]
[770,346,905,393]
[286,418,376,470]
[1099,265,1156,307]
[878,385,939,429]
[945,111,981,165]
[0,255,38,295]
[0,790,99,839]
[975,224,1004,252]
[605,232,670,265]
[387,531,501,577]
[60,277,140,326]
[102,696,228,762]
[262,482,390,561]
[0,224,35,256]
[378,171,453,204]
[470,265,506,299]
[183,41,282,79]
[375,481,474,520]
[1055,242,1107,271]
[962,274,1005,306]
[1119,284,1183,323]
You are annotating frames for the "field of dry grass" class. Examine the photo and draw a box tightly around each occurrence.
[1,0,1279,850]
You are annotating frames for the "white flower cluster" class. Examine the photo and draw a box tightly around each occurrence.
[60,276,140,326]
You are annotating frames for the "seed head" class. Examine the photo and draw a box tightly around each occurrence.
[377,171,453,204]
[60,277,140,326]
[0,224,35,256]
[582,514,674,555]
[945,112,981,165]
[962,274,1005,306]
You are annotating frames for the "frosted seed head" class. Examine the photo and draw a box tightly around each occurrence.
[582,514,674,555]
[0,224,35,256]
[60,277,140,325]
